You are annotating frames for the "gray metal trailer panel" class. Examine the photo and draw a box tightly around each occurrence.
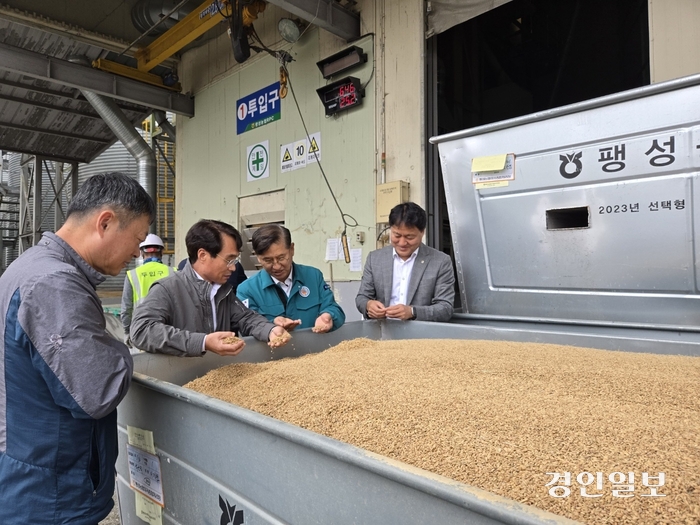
[431,73,700,329]
[116,320,700,525]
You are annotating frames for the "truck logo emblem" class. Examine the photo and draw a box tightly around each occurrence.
[219,495,244,525]
[559,152,583,179]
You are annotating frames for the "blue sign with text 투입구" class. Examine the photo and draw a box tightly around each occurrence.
[236,82,281,135]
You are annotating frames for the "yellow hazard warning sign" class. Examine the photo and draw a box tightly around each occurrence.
[306,132,321,163]
[309,137,319,153]
[281,142,295,173]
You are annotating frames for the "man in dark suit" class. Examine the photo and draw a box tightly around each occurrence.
[355,202,455,322]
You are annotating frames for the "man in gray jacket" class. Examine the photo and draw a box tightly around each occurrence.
[0,172,155,525]
[356,202,455,322]
[131,219,291,356]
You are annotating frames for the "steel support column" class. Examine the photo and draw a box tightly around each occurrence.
[54,162,63,231]
[32,156,42,247]
[48,161,73,231]
[18,156,32,254]
[71,163,79,202]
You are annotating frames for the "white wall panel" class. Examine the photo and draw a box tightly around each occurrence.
[178,22,376,282]
[649,0,700,82]
[383,0,425,205]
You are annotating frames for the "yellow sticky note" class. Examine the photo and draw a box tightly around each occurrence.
[471,154,507,173]
[127,426,155,454]
[136,493,163,525]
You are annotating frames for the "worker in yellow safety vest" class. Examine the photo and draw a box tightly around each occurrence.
[120,233,175,344]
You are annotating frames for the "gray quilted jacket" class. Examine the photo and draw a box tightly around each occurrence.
[130,261,275,356]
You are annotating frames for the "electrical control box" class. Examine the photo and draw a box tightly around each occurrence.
[376,180,409,222]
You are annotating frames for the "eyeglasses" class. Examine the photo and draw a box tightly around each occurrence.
[259,253,290,266]
[215,254,241,268]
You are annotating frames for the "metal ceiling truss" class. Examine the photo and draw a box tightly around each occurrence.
[0,146,91,166]
[0,93,106,120]
[0,4,133,57]
[0,77,75,98]
[0,77,145,114]
[0,42,194,117]
[0,122,112,145]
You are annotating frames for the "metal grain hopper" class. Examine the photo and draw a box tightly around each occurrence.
[115,74,700,524]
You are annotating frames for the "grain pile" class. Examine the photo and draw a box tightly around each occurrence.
[185,338,700,524]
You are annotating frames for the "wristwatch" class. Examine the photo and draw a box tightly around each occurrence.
[410,307,417,320]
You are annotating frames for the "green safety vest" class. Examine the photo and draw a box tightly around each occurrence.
[127,261,175,305]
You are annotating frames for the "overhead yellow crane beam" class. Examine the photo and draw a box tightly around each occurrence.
[136,0,231,73]
[92,0,266,90]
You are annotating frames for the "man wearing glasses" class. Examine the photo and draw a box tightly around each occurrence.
[130,219,291,356]
[176,252,247,293]
[236,224,345,333]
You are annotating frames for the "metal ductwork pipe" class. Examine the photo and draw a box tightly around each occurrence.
[82,90,157,232]
[131,0,193,36]
[153,110,176,139]
[68,56,157,232]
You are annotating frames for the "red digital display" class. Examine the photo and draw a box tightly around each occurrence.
[339,83,357,108]
[317,76,364,116]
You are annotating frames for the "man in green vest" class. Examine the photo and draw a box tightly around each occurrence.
[120,233,175,343]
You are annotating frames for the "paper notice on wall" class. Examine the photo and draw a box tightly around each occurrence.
[349,249,362,272]
[293,140,307,170]
[325,238,339,261]
[135,495,163,525]
[127,426,162,523]
[128,444,164,507]
[475,180,509,190]
[127,426,155,454]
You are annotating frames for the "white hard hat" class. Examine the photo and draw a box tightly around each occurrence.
[139,233,165,251]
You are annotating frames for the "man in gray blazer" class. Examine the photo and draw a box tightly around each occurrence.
[355,202,455,322]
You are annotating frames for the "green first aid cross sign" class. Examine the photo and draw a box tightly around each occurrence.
[246,140,270,182]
